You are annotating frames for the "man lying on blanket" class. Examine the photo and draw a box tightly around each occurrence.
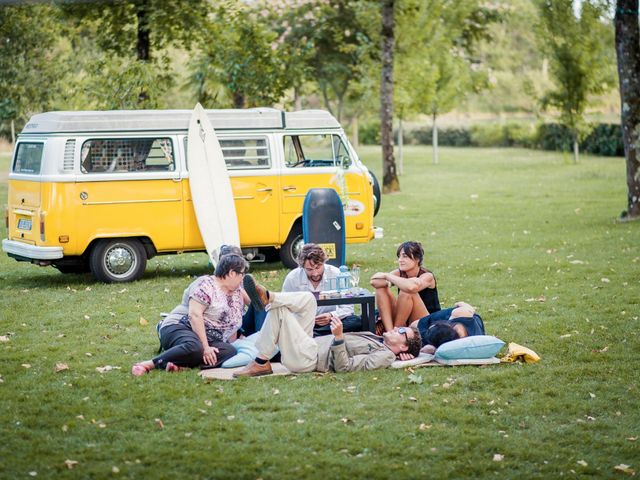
[234,275,422,377]
[410,301,485,353]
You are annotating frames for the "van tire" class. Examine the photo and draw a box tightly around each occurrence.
[89,238,147,283]
[370,171,382,217]
[279,224,303,269]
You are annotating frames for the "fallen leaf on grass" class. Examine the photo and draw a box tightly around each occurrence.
[95,365,120,373]
[493,454,504,462]
[155,418,164,429]
[139,317,149,326]
[613,464,635,475]
[54,363,69,373]
[64,459,78,469]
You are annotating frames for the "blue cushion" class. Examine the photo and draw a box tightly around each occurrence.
[435,335,505,360]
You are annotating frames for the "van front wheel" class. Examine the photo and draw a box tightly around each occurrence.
[279,224,303,269]
[90,239,147,283]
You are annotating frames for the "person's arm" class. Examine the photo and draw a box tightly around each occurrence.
[188,299,219,366]
[376,270,435,294]
[329,321,396,371]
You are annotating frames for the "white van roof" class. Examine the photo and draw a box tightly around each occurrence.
[21,109,341,134]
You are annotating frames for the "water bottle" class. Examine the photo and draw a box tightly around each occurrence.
[336,265,351,293]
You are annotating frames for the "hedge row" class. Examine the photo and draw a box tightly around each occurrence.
[359,121,624,157]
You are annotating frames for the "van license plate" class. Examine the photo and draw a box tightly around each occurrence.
[17,219,32,231]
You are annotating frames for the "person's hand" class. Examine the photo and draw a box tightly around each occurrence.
[202,346,219,366]
[397,352,415,361]
[421,344,436,355]
[315,313,332,326]
[330,317,344,340]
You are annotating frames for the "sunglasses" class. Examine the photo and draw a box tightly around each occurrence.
[398,327,409,342]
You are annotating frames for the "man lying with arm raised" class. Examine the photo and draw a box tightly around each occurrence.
[234,275,422,377]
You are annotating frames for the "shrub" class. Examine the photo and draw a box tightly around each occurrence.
[583,124,624,156]
[405,127,472,146]
[359,120,381,145]
[536,123,624,156]
[536,123,573,152]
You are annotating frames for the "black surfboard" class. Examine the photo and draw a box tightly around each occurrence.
[302,188,346,268]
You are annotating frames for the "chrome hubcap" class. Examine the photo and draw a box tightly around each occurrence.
[105,244,135,276]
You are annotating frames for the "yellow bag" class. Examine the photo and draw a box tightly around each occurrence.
[500,342,540,364]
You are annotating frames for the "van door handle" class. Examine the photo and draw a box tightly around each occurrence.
[256,187,273,192]
[282,186,296,192]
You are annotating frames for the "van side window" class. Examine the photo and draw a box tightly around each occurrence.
[13,143,44,174]
[80,138,175,173]
[284,134,351,168]
[219,137,270,169]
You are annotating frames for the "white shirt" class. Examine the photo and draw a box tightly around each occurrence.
[282,265,355,319]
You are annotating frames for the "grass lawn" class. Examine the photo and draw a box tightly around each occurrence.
[1,146,638,479]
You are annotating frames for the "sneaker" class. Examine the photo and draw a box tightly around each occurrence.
[243,274,270,312]
[232,360,273,378]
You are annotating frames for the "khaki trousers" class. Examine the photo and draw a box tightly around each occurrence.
[255,291,319,373]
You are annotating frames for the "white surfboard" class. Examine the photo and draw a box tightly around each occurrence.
[187,103,240,265]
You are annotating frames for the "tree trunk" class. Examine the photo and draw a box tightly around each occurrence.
[615,0,640,219]
[380,0,399,193]
[136,0,150,104]
[233,91,246,109]
[398,117,404,175]
[294,86,302,111]
[136,0,150,62]
[351,116,359,148]
[432,112,439,165]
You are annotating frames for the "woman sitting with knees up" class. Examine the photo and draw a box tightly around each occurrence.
[370,241,441,334]
[131,252,249,376]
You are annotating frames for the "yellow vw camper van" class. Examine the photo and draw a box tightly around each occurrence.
[3,109,381,282]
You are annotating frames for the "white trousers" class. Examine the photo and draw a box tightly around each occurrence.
[255,291,319,373]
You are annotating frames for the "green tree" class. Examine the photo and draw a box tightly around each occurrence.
[59,0,213,106]
[614,0,640,220]
[536,0,616,163]
[0,4,64,138]
[190,2,295,108]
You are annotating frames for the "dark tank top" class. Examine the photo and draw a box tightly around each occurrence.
[399,267,441,314]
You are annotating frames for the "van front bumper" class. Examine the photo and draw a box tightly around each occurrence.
[2,239,64,260]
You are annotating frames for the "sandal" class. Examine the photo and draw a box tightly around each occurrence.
[131,363,152,377]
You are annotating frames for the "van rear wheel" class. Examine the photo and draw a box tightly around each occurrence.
[90,239,147,283]
[279,224,303,269]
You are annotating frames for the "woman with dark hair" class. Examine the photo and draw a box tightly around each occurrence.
[370,241,441,334]
[131,253,249,376]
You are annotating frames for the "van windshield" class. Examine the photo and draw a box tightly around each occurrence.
[284,134,351,168]
[13,143,44,174]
